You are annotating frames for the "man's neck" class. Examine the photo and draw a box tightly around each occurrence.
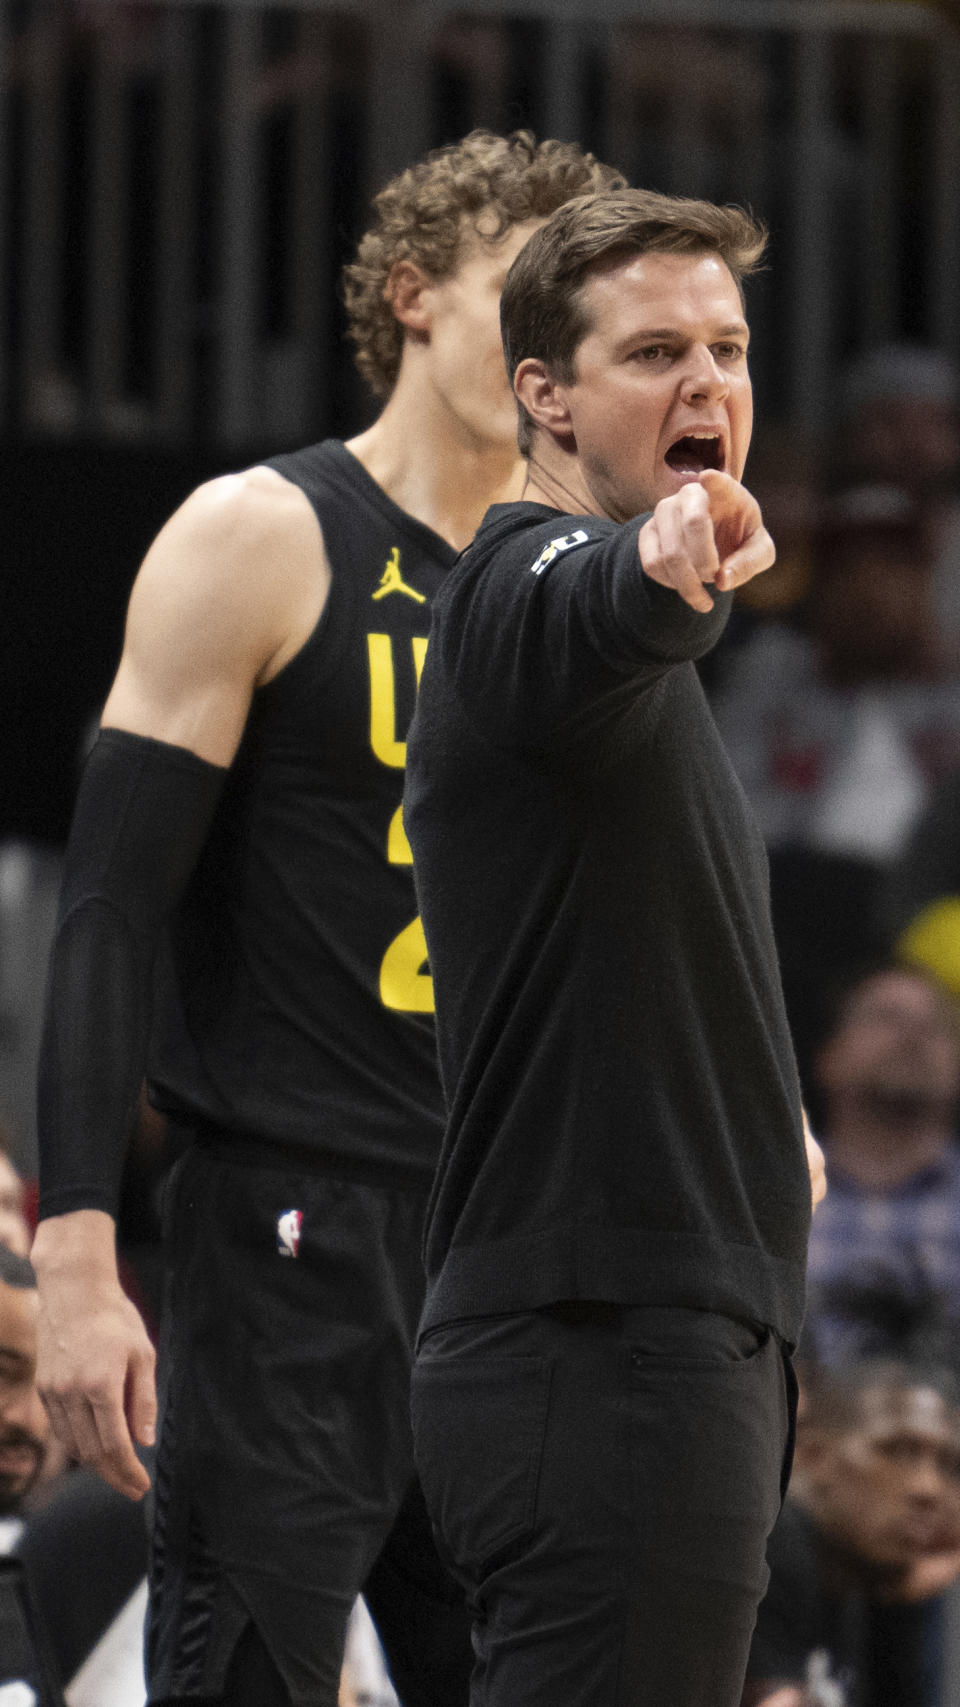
[825,1094,954,1190]
[521,442,606,518]
[346,385,526,552]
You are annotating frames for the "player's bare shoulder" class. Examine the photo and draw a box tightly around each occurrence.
[103,463,331,764]
[148,464,329,682]
[175,467,327,672]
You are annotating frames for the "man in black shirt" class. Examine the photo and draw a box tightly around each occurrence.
[405,189,817,1706]
[30,133,624,1707]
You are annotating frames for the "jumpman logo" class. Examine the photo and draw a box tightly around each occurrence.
[372,548,426,604]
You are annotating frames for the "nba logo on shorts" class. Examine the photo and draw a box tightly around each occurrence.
[277,1209,303,1258]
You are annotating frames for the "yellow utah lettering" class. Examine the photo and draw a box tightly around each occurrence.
[367,634,428,768]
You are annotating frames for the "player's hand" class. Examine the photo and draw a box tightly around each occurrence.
[638,468,774,613]
[32,1210,155,1501]
[803,1110,827,1212]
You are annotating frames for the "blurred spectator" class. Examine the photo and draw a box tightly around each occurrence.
[714,488,959,862]
[15,1462,150,1695]
[0,1247,50,1546]
[802,965,960,1371]
[0,1128,31,1257]
[711,487,960,1079]
[742,1361,960,1707]
[0,1237,150,1698]
[832,344,960,666]
[836,346,960,499]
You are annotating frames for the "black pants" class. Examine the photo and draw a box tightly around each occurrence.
[412,1302,796,1707]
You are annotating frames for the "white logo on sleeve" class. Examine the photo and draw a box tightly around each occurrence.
[530,530,590,576]
[277,1209,304,1258]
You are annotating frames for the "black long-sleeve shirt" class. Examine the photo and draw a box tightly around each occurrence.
[405,501,810,1343]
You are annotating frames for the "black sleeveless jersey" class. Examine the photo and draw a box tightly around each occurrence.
[147,440,456,1177]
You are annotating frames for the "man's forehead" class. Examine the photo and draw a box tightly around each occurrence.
[579,249,747,334]
[843,970,955,1031]
[859,1383,958,1444]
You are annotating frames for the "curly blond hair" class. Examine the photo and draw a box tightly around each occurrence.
[343,130,626,400]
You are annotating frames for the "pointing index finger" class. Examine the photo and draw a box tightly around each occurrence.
[715,525,776,590]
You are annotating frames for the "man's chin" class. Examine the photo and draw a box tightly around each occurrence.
[0,1452,43,1512]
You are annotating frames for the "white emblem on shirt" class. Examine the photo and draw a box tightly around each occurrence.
[529,530,590,576]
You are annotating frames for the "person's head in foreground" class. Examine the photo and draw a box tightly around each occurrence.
[0,1245,50,1516]
[500,186,767,521]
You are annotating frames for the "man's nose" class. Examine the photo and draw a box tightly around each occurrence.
[680,346,728,403]
[907,1456,950,1504]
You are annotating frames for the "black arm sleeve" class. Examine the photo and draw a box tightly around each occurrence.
[36,729,227,1221]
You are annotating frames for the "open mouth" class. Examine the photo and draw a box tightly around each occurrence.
[664,433,724,475]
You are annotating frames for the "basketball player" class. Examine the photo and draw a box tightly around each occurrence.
[31,132,625,1707]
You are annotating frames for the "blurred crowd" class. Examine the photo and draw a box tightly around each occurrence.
[2,338,960,1703]
[721,337,960,1706]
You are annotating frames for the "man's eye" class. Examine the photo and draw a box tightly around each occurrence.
[635,346,666,362]
[715,343,744,361]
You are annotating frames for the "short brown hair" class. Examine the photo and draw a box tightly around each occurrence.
[501,189,768,453]
[343,130,626,400]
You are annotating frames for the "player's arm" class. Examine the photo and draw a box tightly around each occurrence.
[31,467,328,1501]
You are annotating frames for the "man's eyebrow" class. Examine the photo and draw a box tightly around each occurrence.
[626,323,750,341]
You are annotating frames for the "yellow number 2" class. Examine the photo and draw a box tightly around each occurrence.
[379,915,433,1013]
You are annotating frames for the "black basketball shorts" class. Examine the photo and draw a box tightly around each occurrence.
[146,1136,460,1707]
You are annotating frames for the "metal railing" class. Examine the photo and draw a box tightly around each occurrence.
[0,0,957,449]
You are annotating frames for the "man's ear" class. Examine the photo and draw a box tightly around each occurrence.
[514,358,574,439]
[384,259,434,334]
